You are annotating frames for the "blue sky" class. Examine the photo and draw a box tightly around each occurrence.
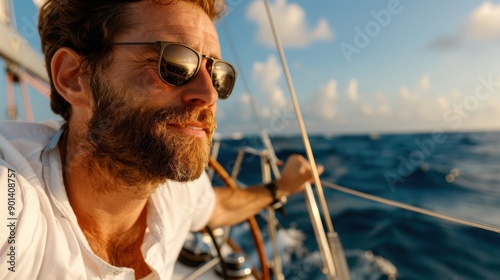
[2,0,500,136]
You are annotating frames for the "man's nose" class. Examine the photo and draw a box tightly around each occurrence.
[181,62,218,106]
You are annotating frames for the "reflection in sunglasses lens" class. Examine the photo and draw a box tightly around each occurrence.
[212,62,235,99]
[158,43,235,99]
[161,45,199,85]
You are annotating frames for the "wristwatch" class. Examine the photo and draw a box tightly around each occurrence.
[264,181,287,214]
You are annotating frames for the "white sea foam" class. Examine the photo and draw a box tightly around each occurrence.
[274,227,398,279]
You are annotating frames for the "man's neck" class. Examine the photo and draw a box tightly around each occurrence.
[59,126,155,276]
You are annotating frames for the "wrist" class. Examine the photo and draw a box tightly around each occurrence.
[264,181,287,210]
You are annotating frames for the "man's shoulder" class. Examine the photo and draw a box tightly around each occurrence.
[0,120,63,158]
[0,120,63,142]
[0,120,64,180]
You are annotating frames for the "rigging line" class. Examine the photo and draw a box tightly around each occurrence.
[262,1,341,279]
[221,21,281,178]
[261,0,334,234]
[221,22,264,132]
[322,181,500,234]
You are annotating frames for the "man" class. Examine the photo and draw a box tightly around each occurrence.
[0,0,322,279]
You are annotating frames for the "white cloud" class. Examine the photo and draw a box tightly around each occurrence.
[237,93,253,121]
[252,55,287,116]
[309,79,338,120]
[246,0,334,48]
[239,93,251,104]
[218,70,500,135]
[361,104,373,116]
[436,95,449,111]
[419,75,430,91]
[215,92,253,127]
[309,77,448,132]
[347,79,358,102]
[376,92,391,116]
[393,79,444,123]
[400,86,411,100]
[467,1,500,40]
[261,107,271,118]
[450,89,462,99]
[312,19,333,41]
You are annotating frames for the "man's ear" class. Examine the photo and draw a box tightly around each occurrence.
[51,47,90,107]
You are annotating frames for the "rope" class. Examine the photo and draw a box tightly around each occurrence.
[322,181,500,234]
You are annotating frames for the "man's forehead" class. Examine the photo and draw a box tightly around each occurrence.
[123,1,220,55]
[126,1,217,34]
[151,25,219,46]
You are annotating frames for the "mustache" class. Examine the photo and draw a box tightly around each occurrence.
[90,74,216,137]
[152,106,217,136]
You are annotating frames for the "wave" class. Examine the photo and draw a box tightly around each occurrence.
[216,131,500,279]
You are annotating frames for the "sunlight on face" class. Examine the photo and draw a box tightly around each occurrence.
[86,73,216,188]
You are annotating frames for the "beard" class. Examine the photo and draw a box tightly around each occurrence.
[85,74,216,189]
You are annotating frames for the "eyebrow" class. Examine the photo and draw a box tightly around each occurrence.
[111,42,159,49]
[111,41,222,59]
[110,42,160,58]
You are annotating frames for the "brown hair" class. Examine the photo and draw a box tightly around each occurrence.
[38,0,226,121]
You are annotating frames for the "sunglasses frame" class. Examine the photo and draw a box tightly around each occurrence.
[110,41,237,99]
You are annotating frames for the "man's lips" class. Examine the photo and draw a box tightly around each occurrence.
[168,123,212,135]
[183,124,204,131]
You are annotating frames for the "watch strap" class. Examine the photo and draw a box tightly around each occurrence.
[264,181,287,215]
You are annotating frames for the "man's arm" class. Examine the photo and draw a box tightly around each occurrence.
[207,155,324,228]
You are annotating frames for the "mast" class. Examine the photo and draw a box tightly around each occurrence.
[0,0,48,83]
[1,0,49,120]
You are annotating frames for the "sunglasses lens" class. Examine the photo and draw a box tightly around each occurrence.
[212,61,236,99]
[159,43,236,99]
[159,44,200,86]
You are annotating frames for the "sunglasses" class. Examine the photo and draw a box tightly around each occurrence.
[111,41,237,99]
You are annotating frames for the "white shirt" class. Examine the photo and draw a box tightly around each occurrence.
[0,121,216,280]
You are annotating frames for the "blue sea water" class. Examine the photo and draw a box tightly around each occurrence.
[212,131,500,280]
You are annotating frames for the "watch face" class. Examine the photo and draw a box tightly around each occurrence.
[274,189,282,199]
[279,194,287,205]
[273,189,287,208]
[265,182,286,210]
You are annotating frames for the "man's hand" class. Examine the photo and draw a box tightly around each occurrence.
[208,154,324,227]
[274,155,324,196]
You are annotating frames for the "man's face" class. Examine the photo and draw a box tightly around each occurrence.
[84,1,221,186]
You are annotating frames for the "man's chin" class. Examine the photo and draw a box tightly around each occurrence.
[153,139,210,183]
[161,160,207,183]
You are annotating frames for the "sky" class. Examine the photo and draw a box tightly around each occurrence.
[2,0,500,137]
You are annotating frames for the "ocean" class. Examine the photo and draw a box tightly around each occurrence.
[212,131,500,280]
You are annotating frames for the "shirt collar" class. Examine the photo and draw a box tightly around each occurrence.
[41,127,165,276]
